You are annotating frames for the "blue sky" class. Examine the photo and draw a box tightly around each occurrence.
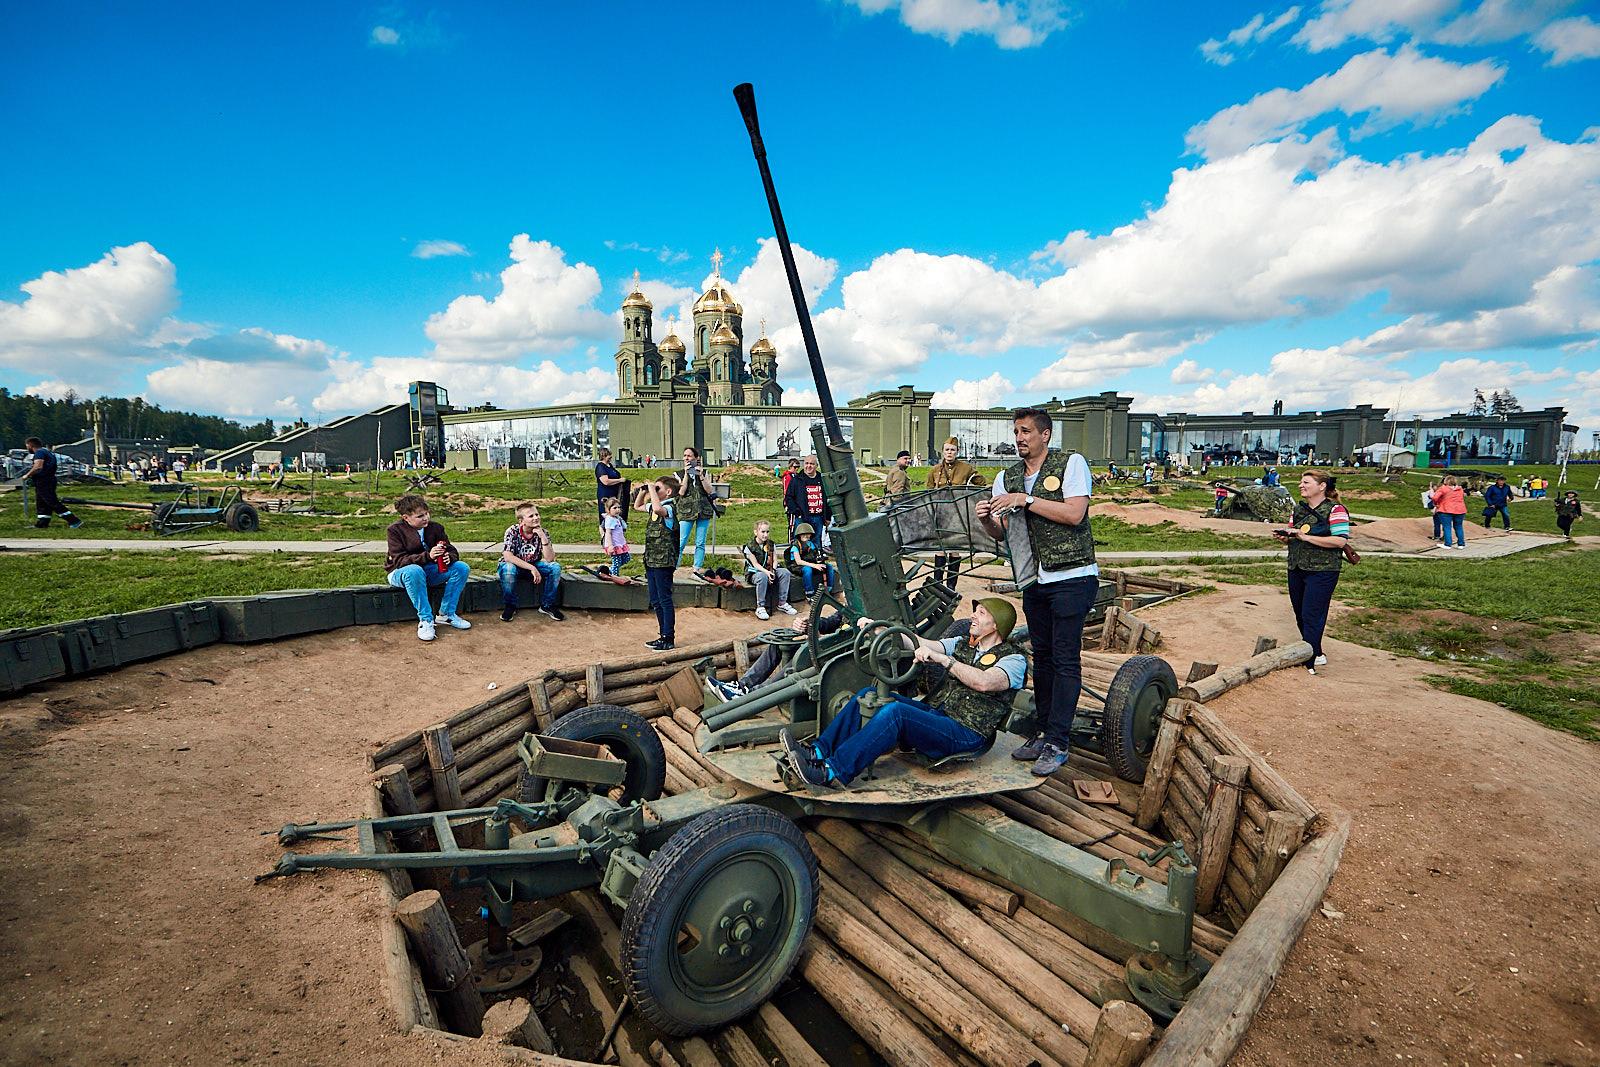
[2,1,1598,444]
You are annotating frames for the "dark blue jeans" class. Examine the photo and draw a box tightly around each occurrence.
[645,566,675,641]
[814,688,986,786]
[1486,505,1510,528]
[497,560,561,608]
[1022,574,1100,749]
[1287,568,1339,658]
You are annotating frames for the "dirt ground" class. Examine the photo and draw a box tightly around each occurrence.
[1,585,1597,1066]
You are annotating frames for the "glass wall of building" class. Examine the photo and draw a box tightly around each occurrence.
[1410,425,1526,461]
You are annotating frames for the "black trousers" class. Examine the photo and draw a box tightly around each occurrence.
[645,566,675,641]
[1021,575,1100,748]
[33,478,73,518]
[1287,568,1339,658]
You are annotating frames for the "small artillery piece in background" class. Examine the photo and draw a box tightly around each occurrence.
[262,83,1205,1036]
[61,484,260,535]
[1212,480,1293,523]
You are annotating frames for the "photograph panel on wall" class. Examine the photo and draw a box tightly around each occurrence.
[445,413,609,461]
[720,413,853,461]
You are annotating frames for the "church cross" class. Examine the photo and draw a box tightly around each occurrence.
[631,268,642,291]
[710,248,723,278]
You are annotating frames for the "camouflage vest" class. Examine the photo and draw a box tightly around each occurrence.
[643,502,679,568]
[1003,451,1095,573]
[680,472,716,521]
[928,637,1025,740]
[1286,499,1343,573]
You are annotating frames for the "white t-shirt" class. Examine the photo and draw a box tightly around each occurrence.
[992,451,1098,585]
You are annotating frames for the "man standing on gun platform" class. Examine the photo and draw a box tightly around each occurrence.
[976,408,1098,777]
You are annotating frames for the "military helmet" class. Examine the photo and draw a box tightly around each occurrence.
[971,597,1016,641]
[793,522,816,537]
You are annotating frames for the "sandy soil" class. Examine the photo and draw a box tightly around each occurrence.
[1,586,1597,1066]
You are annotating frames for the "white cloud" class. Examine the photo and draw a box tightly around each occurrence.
[423,236,611,362]
[0,242,178,362]
[730,238,839,337]
[843,0,1069,48]
[1534,14,1600,64]
[412,239,469,259]
[1032,117,1600,342]
[143,329,349,418]
[1201,7,1302,65]
[781,387,821,408]
[1186,46,1504,159]
[369,25,400,46]
[931,372,1015,408]
[1171,359,1216,383]
[312,357,613,414]
[1292,0,1576,51]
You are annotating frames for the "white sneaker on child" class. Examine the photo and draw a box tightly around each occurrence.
[756,607,770,620]
[417,620,437,642]
[778,602,798,615]
[438,614,472,630]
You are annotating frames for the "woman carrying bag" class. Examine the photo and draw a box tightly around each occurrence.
[1433,476,1467,549]
[1273,470,1352,675]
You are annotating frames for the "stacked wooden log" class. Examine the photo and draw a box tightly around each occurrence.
[1176,641,1312,704]
[358,627,1344,1067]
[366,637,752,813]
[1136,698,1320,928]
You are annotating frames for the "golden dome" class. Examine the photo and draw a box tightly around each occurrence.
[659,331,685,353]
[749,334,775,356]
[693,281,742,316]
[710,319,739,347]
[623,287,652,309]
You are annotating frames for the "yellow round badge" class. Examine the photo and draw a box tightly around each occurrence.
[1299,524,1312,534]
[1041,475,1061,492]
[978,653,997,666]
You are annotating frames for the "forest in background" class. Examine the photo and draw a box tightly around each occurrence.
[0,389,279,453]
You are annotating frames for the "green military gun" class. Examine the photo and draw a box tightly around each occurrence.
[261,83,1206,1036]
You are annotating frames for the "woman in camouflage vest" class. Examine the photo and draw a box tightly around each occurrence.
[1272,469,1351,675]
[638,474,682,651]
[780,598,1027,789]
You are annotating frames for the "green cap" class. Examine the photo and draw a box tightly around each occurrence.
[794,522,815,537]
[971,597,1016,641]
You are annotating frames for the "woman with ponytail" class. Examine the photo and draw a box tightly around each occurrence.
[1273,469,1351,675]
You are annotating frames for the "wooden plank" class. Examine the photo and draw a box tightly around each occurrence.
[394,890,484,1036]
[1142,813,1351,1067]
[529,674,554,731]
[1178,642,1312,703]
[1135,699,1187,830]
[1249,809,1308,906]
[585,663,605,705]
[1194,755,1249,913]
[423,724,463,811]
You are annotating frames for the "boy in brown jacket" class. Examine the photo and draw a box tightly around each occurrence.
[385,494,473,642]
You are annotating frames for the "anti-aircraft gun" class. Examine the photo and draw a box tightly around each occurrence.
[260,84,1208,1037]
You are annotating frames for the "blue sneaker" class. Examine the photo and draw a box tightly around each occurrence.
[1030,742,1070,777]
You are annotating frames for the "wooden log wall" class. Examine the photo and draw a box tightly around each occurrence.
[1135,698,1320,929]
[367,637,751,812]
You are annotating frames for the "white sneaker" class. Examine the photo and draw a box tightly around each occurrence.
[1313,654,1327,666]
[756,607,771,620]
[778,602,798,615]
[438,614,472,630]
[417,620,437,642]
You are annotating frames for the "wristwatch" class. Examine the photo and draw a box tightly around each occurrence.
[1024,495,1035,509]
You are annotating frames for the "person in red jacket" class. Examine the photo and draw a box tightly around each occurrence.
[1432,476,1468,549]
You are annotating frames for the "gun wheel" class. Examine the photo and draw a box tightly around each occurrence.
[1101,655,1178,782]
[620,804,818,1036]
[516,704,665,806]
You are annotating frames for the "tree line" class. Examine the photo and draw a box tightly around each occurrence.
[0,390,277,452]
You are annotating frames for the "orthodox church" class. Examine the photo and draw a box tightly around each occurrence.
[613,251,782,407]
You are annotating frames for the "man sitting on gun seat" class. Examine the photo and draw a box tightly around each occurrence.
[781,598,1026,789]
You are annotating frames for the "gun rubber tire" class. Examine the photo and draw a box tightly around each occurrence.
[515,704,665,806]
[620,804,818,1036]
[1101,654,1178,783]
[225,502,260,533]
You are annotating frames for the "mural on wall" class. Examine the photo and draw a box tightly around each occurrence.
[1424,426,1525,460]
[948,418,1019,461]
[720,414,853,461]
[445,414,609,461]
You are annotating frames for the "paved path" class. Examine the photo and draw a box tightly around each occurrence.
[0,532,1567,561]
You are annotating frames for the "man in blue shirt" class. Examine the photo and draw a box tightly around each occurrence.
[24,437,83,529]
[1483,475,1513,529]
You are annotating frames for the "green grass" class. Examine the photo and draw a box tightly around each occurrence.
[1172,546,1600,742]
[1423,676,1600,742]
